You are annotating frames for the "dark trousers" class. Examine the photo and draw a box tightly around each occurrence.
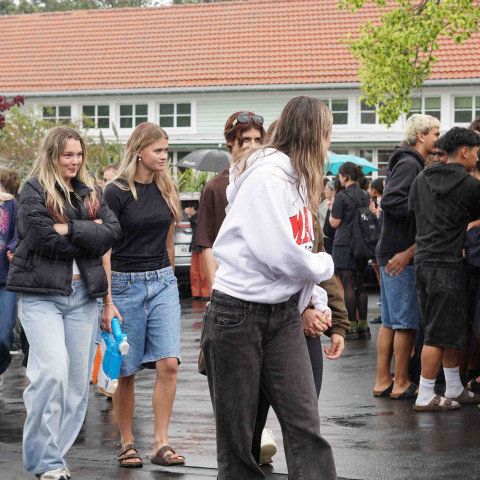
[251,336,324,463]
[201,290,337,480]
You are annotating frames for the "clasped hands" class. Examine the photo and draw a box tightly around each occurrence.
[302,308,331,337]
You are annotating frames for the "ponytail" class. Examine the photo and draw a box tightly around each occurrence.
[338,162,365,183]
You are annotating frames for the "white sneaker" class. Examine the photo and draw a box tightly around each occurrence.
[37,468,68,479]
[63,467,71,479]
[260,428,277,464]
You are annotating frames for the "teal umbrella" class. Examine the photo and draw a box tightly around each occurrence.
[325,153,378,175]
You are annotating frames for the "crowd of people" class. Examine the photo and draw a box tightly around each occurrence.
[1,98,480,480]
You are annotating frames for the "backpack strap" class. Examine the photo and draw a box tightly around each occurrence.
[343,189,361,209]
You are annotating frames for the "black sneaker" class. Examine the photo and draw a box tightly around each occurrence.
[357,325,371,339]
[370,315,382,324]
[346,327,360,340]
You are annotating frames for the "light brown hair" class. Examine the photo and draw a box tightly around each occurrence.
[31,126,99,222]
[236,96,333,216]
[112,122,181,225]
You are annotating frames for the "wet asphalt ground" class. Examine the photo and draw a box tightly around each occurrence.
[2,290,480,480]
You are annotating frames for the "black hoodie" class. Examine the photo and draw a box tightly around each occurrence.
[408,162,480,263]
[376,146,425,265]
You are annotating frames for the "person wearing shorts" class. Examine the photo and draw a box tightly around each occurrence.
[102,122,184,467]
[373,114,439,400]
[409,127,480,411]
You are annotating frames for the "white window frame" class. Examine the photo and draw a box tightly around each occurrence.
[359,99,379,125]
[408,96,441,120]
[42,105,72,123]
[453,96,480,125]
[156,101,196,134]
[81,104,111,129]
[118,103,149,130]
[321,98,349,126]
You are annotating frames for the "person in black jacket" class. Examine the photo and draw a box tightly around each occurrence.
[6,126,120,480]
[373,114,440,401]
[409,127,480,411]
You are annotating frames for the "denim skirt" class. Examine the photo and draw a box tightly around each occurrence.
[111,266,181,376]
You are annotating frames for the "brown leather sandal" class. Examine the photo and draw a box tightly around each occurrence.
[413,395,461,411]
[117,444,143,468]
[151,445,185,466]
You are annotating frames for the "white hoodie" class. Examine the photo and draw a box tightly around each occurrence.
[212,148,334,313]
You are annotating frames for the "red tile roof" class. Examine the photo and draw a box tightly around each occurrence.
[1,0,479,93]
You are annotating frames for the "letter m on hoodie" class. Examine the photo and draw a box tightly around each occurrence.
[290,210,304,245]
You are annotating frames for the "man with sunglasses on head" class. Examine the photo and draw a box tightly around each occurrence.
[194,112,265,290]
[194,111,277,464]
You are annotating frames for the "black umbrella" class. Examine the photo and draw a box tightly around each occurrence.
[176,149,231,173]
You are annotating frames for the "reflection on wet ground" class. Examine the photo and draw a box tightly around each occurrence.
[1,294,480,479]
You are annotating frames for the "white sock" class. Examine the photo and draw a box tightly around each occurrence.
[444,367,464,398]
[416,376,436,406]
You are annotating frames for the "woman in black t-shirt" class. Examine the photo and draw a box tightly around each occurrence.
[102,123,184,468]
[329,162,370,338]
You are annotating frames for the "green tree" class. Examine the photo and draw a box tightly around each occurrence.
[0,106,53,179]
[2,0,154,14]
[0,0,17,14]
[338,0,480,126]
[171,0,238,4]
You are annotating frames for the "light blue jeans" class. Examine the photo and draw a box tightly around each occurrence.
[18,280,97,475]
[0,283,17,374]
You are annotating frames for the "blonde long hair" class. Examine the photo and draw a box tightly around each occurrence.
[236,96,333,216]
[31,126,99,222]
[112,123,181,225]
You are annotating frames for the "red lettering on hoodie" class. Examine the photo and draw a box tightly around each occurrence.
[302,207,312,244]
[290,211,304,245]
[290,208,312,246]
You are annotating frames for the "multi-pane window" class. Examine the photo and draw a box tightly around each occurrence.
[42,105,71,124]
[82,105,110,129]
[360,100,377,124]
[358,149,393,180]
[159,103,192,128]
[454,97,480,123]
[119,104,148,128]
[359,149,374,180]
[320,99,348,125]
[377,149,394,178]
[408,97,441,120]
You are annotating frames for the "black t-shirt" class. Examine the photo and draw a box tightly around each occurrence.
[104,181,172,272]
[331,184,369,246]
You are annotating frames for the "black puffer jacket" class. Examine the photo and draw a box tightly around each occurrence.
[6,177,120,298]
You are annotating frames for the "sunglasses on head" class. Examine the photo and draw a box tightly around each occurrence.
[231,112,264,128]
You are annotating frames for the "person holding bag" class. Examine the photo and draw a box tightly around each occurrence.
[102,122,184,469]
[7,126,120,480]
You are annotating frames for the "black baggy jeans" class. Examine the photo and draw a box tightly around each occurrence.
[201,290,337,480]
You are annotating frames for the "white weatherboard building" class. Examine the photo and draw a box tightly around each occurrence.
[2,0,479,178]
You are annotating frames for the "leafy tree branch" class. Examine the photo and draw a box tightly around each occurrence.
[338,0,480,126]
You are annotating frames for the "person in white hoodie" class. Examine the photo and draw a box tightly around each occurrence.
[201,96,337,480]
